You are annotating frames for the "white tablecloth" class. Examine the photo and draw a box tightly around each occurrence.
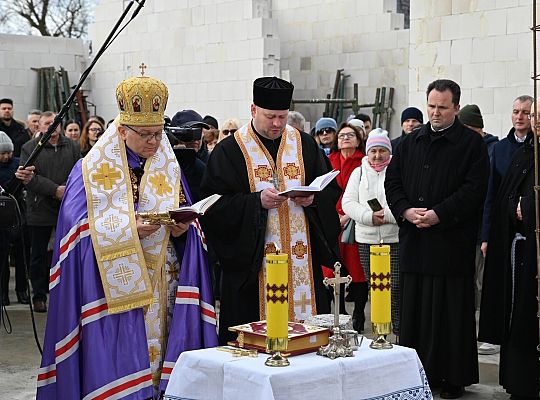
[164,340,432,400]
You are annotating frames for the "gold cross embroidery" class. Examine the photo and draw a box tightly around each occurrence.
[92,163,122,190]
[148,345,160,363]
[292,240,307,259]
[294,292,310,314]
[139,62,147,76]
[283,163,300,180]
[113,264,134,286]
[148,173,172,196]
[254,165,272,182]
[102,214,121,232]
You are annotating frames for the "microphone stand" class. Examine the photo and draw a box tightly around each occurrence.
[5,0,145,196]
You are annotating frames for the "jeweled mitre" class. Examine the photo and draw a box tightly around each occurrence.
[116,75,168,127]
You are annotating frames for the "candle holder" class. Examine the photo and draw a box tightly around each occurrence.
[369,322,393,350]
[265,337,290,366]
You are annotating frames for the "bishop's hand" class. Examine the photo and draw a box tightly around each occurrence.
[136,215,160,239]
[170,221,190,237]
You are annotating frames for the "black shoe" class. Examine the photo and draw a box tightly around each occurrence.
[1,294,10,306]
[440,383,464,399]
[16,291,30,304]
[33,300,47,313]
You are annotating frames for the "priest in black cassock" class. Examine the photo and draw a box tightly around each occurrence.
[385,79,489,399]
[200,77,341,344]
[478,102,540,399]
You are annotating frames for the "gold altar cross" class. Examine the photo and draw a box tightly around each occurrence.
[139,62,147,76]
[294,292,310,314]
[92,163,121,190]
[113,264,134,286]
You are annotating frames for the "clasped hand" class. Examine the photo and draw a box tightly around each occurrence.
[260,188,314,209]
[403,207,439,228]
[136,215,190,239]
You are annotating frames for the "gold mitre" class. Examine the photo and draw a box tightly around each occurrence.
[116,70,168,127]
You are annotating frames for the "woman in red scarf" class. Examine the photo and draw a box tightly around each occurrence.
[327,121,367,332]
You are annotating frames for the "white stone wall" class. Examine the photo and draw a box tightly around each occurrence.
[274,0,409,136]
[88,0,280,124]
[409,0,534,138]
[0,34,86,123]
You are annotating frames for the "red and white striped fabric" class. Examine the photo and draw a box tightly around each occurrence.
[82,368,153,400]
[49,219,90,290]
[81,298,108,326]
[37,364,56,388]
[176,286,217,325]
[54,325,80,364]
[161,361,175,381]
[191,218,207,251]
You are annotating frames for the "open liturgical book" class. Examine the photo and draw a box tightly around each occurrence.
[138,193,222,225]
[278,169,340,198]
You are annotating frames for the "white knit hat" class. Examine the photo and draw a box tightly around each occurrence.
[366,128,392,154]
[0,131,13,152]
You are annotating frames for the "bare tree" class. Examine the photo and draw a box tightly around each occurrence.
[0,0,93,38]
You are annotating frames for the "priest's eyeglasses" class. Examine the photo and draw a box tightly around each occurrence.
[125,125,163,142]
[527,113,537,120]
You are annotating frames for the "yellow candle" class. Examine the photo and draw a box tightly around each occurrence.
[265,252,289,351]
[370,245,391,332]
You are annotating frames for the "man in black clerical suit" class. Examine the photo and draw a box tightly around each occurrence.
[200,77,341,344]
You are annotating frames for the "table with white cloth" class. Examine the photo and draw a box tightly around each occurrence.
[164,339,432,400]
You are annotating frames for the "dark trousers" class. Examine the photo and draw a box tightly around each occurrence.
[0,225,30,294]
[29,225,54,302]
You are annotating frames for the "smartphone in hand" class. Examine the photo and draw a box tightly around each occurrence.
[367,198,383,212]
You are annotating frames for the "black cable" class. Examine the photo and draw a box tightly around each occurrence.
[0,260,13,334]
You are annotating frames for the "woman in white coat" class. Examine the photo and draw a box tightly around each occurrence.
[342,129,400,336]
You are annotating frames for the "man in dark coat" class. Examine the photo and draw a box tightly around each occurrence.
[18,111,81,312]
[385,79,489,399]
[0,98,29,157]
[390,106,424,152]
[200,77,341,344]
[478,103,539,399]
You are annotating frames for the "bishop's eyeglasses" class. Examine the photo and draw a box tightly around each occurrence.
[125,125,163,142]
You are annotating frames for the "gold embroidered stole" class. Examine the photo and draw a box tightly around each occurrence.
[82,119,180,315]
[234,124,316,322]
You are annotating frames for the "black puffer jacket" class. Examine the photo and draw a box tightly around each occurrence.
[20,135,81,226]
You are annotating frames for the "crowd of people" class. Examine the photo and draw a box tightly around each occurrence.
[0,75,538,400]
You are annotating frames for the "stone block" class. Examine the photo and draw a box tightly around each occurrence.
[440,14,461,41]
[430,0,452,17]
[506,60,531,87]
[471,88,495,113]
[452,0,475,14]
[493,86,519,114]
[459,88,472,107]
[204,4,217,24]
[451,38,472,65]
[516,33,532,60]
[493,35,519,62]
[435,41,451,66]
[480,10,507,37]
[461,63,484,88]
[383,0,396,13]
[507,6,530,34]
[471,37,494,63]
[496,0,519,8]
[483,62,507,88]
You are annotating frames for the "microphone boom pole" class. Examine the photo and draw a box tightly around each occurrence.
[5,0,143,195]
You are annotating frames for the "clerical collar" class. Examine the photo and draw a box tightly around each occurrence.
[430,117,456,133]
[126,145,146,169]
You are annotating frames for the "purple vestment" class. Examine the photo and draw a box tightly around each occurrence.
[37,152,217,400]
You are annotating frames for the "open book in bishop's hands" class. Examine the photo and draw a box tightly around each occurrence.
[278,169,340,198]
[138,193,222,225]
